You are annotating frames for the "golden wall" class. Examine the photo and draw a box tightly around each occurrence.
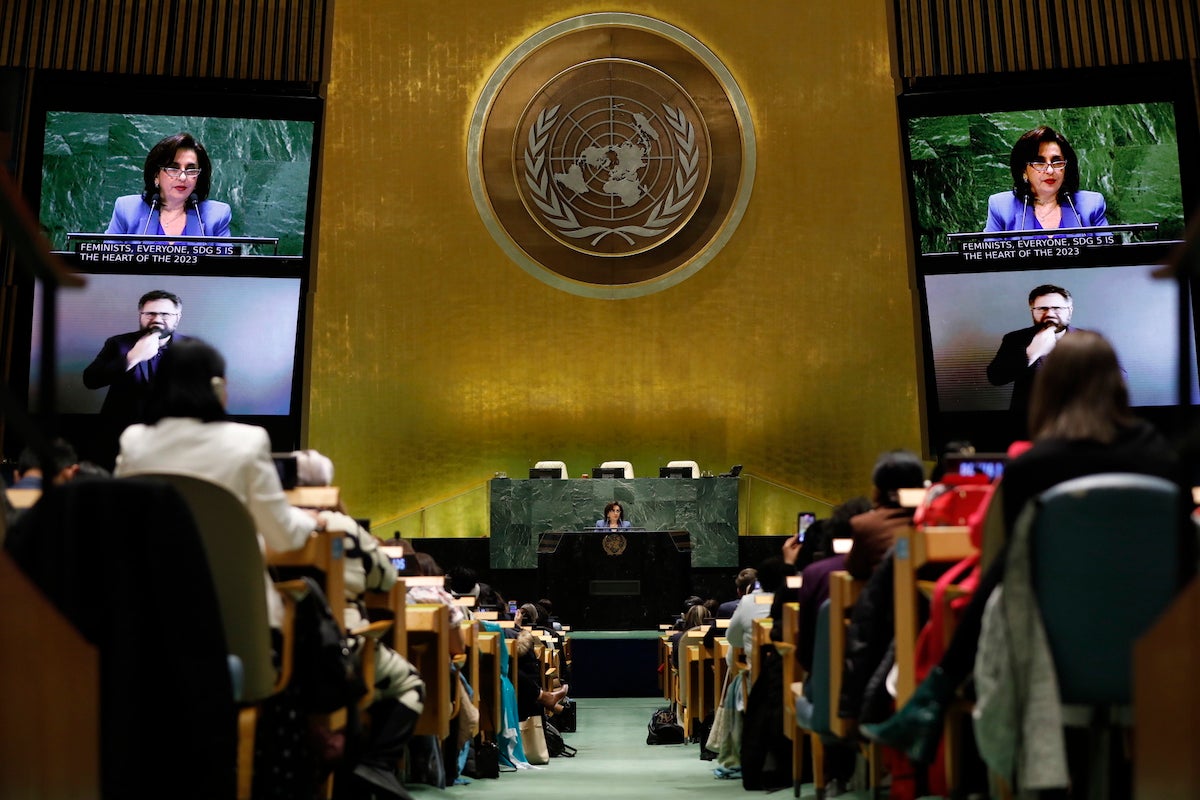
[309,0,922,536]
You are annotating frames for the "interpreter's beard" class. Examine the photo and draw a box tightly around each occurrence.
[141,321,175,338]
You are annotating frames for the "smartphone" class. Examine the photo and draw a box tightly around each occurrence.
[797,511,816,542]
[507,600,518,616]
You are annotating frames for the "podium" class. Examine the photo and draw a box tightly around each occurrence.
[537,529,691,630]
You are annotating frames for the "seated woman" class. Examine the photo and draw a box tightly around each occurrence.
[861,331,1191,779]
[106,132,232,240]
[983,126,1108,236]
[114,338,317,629]
[671,603,712,669]
[595,500,632,529]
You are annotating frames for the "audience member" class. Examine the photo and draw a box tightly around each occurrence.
[671,603,712,668]
[10,439,80,488]
[113,339,316,629]
[726,557,786,668]
[862,331,1193,791]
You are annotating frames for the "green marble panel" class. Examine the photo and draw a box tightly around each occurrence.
[908,102,1184,253]
[39,111,314,255]
[489,477,739,569]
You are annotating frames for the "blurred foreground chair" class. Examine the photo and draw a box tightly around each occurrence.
[1027,473,1182,800]
[140,473,311,800]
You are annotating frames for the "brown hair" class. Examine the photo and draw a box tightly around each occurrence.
[682,604,711,630]
[1027,330,1133,443]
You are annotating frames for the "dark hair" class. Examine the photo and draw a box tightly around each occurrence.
[1027,284,1071,305]
[1008,126,1081,202]
[143,338,227,423]
[17,438,78,474]
[871,450,926,507]
[141,132,214,203]
[447,566,478,595]
[734,567,758,594]
[603,501,624,520]
[1027,330,1133,444]
[755,556,787,594]
[138,289,182,310]
[830,495,873,536]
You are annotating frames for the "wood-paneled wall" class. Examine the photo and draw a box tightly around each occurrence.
[0,0,329,85]
[895,0,1200,79]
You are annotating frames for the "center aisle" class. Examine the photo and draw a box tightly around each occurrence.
[405,697,748,799]
[404,697,884,799]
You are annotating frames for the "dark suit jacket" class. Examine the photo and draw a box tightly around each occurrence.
[987,324,1076,427]
[82,331,191,430]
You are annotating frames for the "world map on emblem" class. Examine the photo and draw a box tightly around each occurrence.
[516,62,711,257]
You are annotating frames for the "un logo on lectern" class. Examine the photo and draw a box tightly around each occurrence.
[468,14,755,298]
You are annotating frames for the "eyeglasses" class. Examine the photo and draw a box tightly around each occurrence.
[140,311,180,319]
[1027,160,1068,173]
[160,167,202,179]
[1031,306,1070,313]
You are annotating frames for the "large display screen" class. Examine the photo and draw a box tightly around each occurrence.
[900,65,1200,453]
[29,272,302,416]
[924,264,1197,413]
[905,100,1187,256]
[7,74,320,464]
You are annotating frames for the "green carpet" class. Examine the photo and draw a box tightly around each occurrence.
[403,697,888,799]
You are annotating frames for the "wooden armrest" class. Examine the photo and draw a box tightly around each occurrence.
[350,619,393,640]
[915,580,972,601]
[270,579,312,694]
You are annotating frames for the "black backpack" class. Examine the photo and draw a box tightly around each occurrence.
[646,707,685,745]
[544,720,577,757]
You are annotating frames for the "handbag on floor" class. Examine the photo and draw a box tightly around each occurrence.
[519,716,550,765]
[551,698,577,732]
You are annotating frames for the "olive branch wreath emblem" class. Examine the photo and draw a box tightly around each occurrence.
[523,104,700,247]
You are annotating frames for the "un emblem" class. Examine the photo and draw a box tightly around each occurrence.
[469,14,755,297]
[517,60,709,257]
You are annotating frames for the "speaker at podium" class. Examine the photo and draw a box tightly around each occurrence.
[537,528,692,630]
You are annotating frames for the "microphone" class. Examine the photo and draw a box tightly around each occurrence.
[188,193,206,236]
[1020,194,1028,231]
[187,193,205,235]
[1064,192,1080,226]
[141,193,160,235]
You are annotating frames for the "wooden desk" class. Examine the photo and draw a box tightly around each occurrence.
[285,486,341,510]
[266,530,346,630]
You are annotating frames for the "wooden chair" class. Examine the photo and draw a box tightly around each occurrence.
[827,572,881,785]
[892,524,976,790]
[677,625,712,737]
[406,603,453,739]
[475,628,504,741]
[777,601,803,795]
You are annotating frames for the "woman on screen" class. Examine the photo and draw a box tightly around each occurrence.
[595,500,632,529]
[105,132,232,240]
[983,126,1108,235]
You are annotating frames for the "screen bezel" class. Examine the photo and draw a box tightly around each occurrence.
[899,64,1200,454]
[7,72,319,462]
[23,70,323,263]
